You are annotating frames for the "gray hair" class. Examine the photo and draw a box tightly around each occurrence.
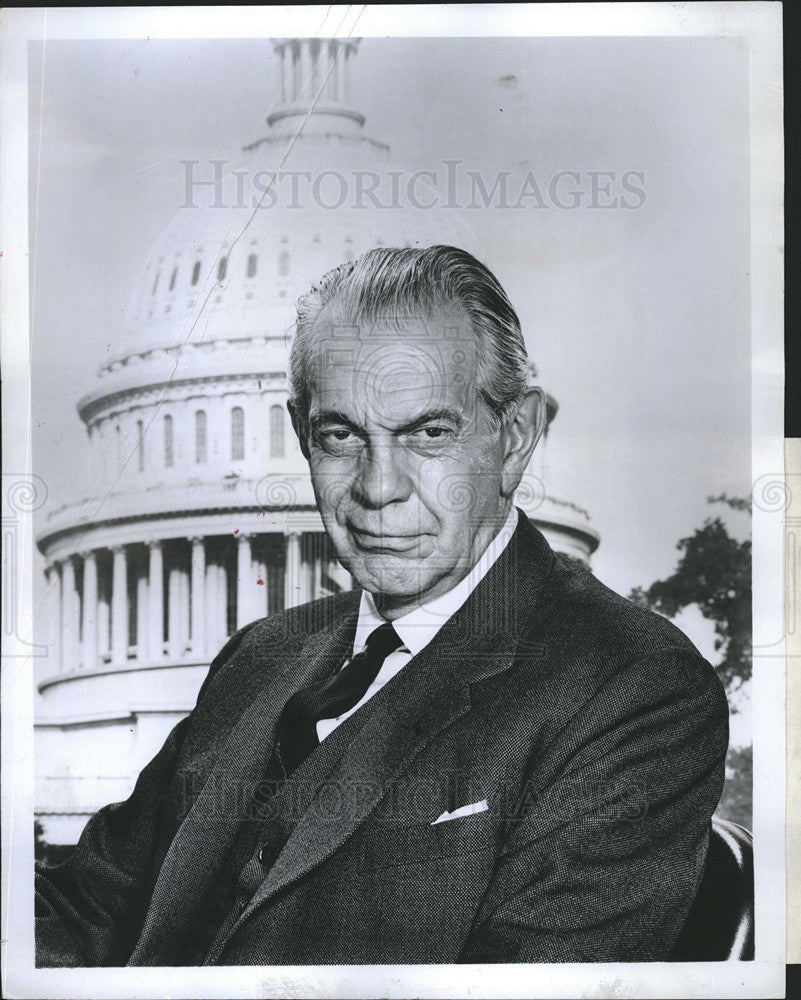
[289,245,530,428]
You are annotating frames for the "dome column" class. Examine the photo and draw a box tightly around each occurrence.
[148,540,164,662]
[254,547,269,619]
[46,562,62,673]
[205,558,220,655]
[190,536,206,656]
[61,557,77,673]
[111,545,128,667]
[236,532,253,628]
[279,44,289,103]
[343,43,352,103]
[299,40,313,103]
[135,568,149,662]
[80,550,98,671]
[326,40,338,102]
[98,572,111,663]
[312,536,323,600]
[336,44,346,103]
[290,40,300,102]
[284,531,301,609]
[167,556,188,659]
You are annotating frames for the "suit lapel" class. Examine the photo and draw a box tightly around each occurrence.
[219,511,555,944]
[128,605,359,965]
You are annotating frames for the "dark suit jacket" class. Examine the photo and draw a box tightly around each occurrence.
[35,511,729,965]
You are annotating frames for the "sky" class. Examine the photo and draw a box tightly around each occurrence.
[28,34,752,659]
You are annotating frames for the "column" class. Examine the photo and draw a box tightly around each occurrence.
[256,554,269,618]
[168,564,182,659]
[219,561,230,638]
[335,41,345,103]
[289,40,299,102]
[343,44,351,103]
[309,38,320,91]
[98,565,111,661]
[148,540,164,662]
[81,550,98,671]
[312,537,323,600]
[111,545,128,667]
[284,531,301,609]
[280,43,288,103]
[327,40,338,101]
[179,565,190,654]
[46,563,62,674]
[136,570,148,661]
[236,533,253,628]
[205,557,218,655]
[61,557,77,673]
[190,536,206,658]
[300,39,313,102]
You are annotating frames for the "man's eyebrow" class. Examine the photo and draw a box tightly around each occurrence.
[312,410,359,428]
[311,408,464,432]
[395,408,464,433]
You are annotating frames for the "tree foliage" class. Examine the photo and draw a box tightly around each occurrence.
[629,497,751,692]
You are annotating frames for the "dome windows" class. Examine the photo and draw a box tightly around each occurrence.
[270,404,285,458]
[164,415,174,468]
[217,256,228,282]
[246,253,258,279]
[278,250,290,277]
[169,267,178,292]
[151,271,160,296]
[231,406,245,461]
[195,410,207,464]
[191,260,202,286]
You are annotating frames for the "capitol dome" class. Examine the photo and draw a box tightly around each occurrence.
[35,38,598,849]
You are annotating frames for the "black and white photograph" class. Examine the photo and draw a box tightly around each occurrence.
[0,4,785,998]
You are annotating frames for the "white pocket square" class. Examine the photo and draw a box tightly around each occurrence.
[431,799,489,825]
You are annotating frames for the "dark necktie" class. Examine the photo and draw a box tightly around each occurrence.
[277,622,403,775]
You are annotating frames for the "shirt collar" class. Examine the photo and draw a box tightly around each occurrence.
[354,505,520,658]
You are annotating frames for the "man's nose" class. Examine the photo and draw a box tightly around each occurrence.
[352,443,413,508]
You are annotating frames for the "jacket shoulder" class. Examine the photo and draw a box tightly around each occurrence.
[527,550,724,703]
[195,589,360,704]
[550,552,698,655]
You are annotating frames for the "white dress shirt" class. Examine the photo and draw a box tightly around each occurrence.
[316,505,519,741]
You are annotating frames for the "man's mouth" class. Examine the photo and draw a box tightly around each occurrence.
[348,526,423,553]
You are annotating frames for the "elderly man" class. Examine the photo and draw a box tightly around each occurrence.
[36,245,729,966]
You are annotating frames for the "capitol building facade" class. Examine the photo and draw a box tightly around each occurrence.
[35,38,599,848]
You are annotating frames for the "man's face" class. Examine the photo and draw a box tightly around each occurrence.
[296,303,513,616]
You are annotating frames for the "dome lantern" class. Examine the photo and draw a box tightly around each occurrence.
[267,38,364,135]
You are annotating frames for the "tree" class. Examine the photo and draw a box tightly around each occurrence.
[628,495,752,693]
[629,495,753,827]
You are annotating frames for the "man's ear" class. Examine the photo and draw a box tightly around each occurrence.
[287,399,310,461]
[500,387,547,497]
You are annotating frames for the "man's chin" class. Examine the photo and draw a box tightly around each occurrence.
[346,554,438,602]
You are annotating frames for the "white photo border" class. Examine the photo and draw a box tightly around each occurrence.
[1,4,785,998]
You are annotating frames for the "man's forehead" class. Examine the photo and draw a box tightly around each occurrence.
[309,298,475,348]
[306,303,482,421]
[308,303,478,376]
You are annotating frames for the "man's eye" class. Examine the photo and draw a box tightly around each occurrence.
[417,426,448,439]
[319,428,353,442]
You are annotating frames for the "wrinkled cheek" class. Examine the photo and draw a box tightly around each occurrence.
[310,465,351,520]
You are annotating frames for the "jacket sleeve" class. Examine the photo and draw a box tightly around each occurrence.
[458,647,730,963]
[34,624,257,967]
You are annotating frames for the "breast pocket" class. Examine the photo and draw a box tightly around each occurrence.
[357,809,499,872]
